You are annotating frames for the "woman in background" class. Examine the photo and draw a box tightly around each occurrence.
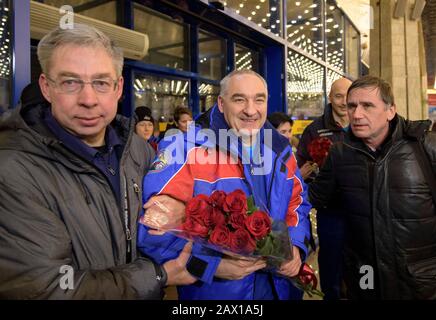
[135,106,158,151]
[174,106,193,133]
[267,112,299,151]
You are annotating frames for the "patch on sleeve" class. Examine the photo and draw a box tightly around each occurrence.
[150,149,171,171]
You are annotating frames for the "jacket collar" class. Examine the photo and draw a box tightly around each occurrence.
[346,114,432,154]
[323,103,344,131]
[195,104,290,156]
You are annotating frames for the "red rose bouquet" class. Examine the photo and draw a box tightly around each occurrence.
[140,189,292,266]
[140,189,323,298]
[179,189,292,265]
[307,137,333,167]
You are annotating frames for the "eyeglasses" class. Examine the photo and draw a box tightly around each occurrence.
[46,76,119,94]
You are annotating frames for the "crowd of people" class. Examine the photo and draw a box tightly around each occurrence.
[0,24,435,300]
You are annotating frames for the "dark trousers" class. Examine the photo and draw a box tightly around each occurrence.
[317,212,346,300]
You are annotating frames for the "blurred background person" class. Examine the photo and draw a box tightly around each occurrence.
[135,106,158,151]
[296,77,352,300]
[174,106,193,133]
[267,112,299,152]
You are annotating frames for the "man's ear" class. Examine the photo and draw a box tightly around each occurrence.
[387,103,397,121]
[217,96,224,113]
[39,74,52,103]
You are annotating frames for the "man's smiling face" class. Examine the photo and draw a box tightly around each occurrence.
[217,73,268,138]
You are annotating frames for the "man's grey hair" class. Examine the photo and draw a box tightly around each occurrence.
[219,69,268,97]
[37,23,124,77]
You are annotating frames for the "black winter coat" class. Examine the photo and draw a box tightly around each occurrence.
[296,103,346,169]
[309,115,436,299]
[296,103,347,216]
[0,100,161,299]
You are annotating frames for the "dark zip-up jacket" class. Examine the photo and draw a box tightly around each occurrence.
[297,103,347,215]
[296,103,346,170]
[0,99,162,299]
[309,115,436,299]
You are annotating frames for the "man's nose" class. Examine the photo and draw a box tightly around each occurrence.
[352,105,365,118]
[77,83,99,107]
[244,99,257,116]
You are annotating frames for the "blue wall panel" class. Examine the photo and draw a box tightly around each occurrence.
[264,45,285,114]
[11,0,30,107]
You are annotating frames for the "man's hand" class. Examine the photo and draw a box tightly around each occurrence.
[299,162,317,180]
[141,195,185,235]
[163,242,197,286]
[215,256,267,280]
[277,246,302,278]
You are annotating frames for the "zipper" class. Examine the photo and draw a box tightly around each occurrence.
[122,174,132,263]
[132,180,140,194]
[343,142,376,160]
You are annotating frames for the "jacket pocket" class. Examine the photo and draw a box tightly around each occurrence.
[406,256,436,299]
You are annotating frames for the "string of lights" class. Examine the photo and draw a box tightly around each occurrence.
[0,1,10,79]
[222,1,354,73]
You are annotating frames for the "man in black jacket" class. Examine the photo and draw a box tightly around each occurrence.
[309,75,436,299]
[0,24,194,299]
[296,77,352,300]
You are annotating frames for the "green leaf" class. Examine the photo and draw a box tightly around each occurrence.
[256,234,274,256]
[247,196,258,215]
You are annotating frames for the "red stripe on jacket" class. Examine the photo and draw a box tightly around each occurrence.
[159,147,244,202]
[285,155,303,227]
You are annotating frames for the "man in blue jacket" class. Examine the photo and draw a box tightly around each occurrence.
[138,70,312,300]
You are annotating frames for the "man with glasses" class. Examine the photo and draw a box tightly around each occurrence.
[0,24,194,299]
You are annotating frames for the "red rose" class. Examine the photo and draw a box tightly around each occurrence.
[209,225,230,247]
[209,190,227,209]
[244,210,271,240]
[228,228,256,254]
[298,263,318,290]
[182,217,209,238]
[223,189,247,214]
[229,211,247,229]
[204,207,226,228]
[307,137,333,167]
[186,194,212,223]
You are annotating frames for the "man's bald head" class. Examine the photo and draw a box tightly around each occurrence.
[330,78,352,96]
[329,78,352,122]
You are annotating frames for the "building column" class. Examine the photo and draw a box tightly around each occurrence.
[370,0,427,120]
